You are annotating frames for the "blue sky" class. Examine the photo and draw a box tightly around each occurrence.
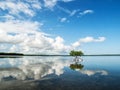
[0,0,120,54]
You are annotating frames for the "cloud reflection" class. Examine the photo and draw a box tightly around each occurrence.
[80,70,108,76]
[0,56,108,82]
[0,56,70,81]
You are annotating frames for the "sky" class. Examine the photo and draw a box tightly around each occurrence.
[0,0,120,54]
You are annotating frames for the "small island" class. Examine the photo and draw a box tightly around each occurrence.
[0,52,24,55]
[0,52,24,58]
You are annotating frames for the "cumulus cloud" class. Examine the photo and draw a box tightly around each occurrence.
[44,0,74,9]
[0,23,65,54]
[44,0,57,8]
[0,22,106,54]
[72,37,106,48]
[26,0,42,9]
[0,19,70,54]
[0,1,37,17]
[0,0,71,54]
[0,20,41,34]
[0,0,105,54]
[0,29,70,54]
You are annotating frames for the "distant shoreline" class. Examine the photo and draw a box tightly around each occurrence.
[0,52,120,56]
[24,54,120,56]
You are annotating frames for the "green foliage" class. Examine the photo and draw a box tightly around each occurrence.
[69,50,84,56]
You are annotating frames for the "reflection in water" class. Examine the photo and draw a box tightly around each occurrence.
[70,63,84,70]
[80,69,108,76]
[0,56,71,81]
[73,56,83,63]
[0,63,52,81]
[70,57,84,70]
[69,58,108,76]
[0,56,109,82]
[0,56,119,90]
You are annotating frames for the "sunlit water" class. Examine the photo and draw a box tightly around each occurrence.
[0,56,120,90]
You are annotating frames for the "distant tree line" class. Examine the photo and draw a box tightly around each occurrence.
[0,52,24,55]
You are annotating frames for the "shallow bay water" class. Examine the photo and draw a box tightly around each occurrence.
[0,56,120,90]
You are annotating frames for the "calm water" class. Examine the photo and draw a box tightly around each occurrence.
[0,56,120,90]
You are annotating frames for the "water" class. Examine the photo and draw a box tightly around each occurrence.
[0,56,120,90]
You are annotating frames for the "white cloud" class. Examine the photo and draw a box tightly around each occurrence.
[44,0,57,8]
[0,15,15,20]
[57,6,71,15]
[32,3,41,9]
[0,20,41,34]
[26,0,42,9]
[44,0,74,9]
[60,17,67,22]
[0,45,7,50]
[57,8,93,18]
[62,0,74,2]
[72,42,81,48]
[0,0,71,54]
[0,22,106,54]
[70,10,79,16]
[80,10,94,16]
[72,37,106,48]
[0,1,33,17]
[0,0,105,54]
[0,20,70,54]
[94,37,106,42]
[0,0,42,18]
[79,37,106,43]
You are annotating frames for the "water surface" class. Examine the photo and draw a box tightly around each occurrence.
[0,56,120,90]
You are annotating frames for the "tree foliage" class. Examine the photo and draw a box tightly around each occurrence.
[69,50,84,56]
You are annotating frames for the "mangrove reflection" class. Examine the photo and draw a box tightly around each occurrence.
[70,56,84,70]
[70,63,84,70]
[73,56,83,63]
